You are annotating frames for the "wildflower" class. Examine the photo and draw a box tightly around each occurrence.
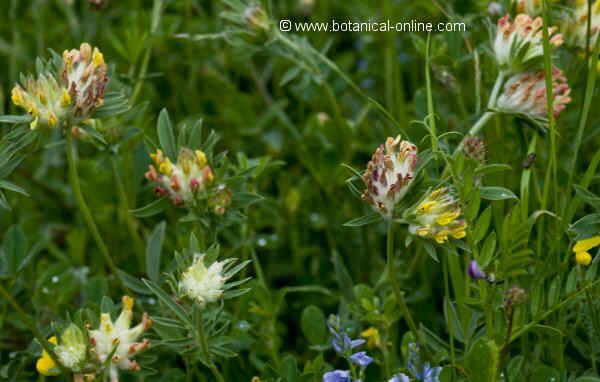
[323,370,353,382]
[178,254,229,308]
[567,0,600,49]
[488,2,504,17]
[408,187,467,244]
[36,336,60,376]
[463,136,486,163]
[145,148,215,207]
[494,14,563,73]
[349,351,373,367]
[11,74,72,130]
[504,286,527,311]
[513,0,542,15]
[360,327,381,349]
[467,260,487,280]
[243,3,270,31]
[89,296,152,382]
[573,236,600,266]
[407,343,442,382]
[494,67,571,123]
[328,316,365,356]
[62,43,108,117]
[208,185,233,215]
[389,375,411,382]
[362,136,418,218]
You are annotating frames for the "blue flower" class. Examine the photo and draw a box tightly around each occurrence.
[349,351,373,367]
[406,342,442,382]
[328,316,365,356]
[323,370,352,382]
[389,374,411,382]
[415,364,441,382]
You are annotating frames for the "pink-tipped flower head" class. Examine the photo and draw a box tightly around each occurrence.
[494,14,563,73]
[495,67,571,124]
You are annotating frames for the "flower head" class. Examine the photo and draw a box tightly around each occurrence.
[360,327,381,349]
[566,0,600,49]
[328,316,365,356]
[495,67,571,123]
[573,236,600,266]
[36,336,61,376]
[467,260,487,280]
[494,14,563,73]
[362,136,418,218]
[349,351,373,367]
[407,343,442,382]
[11,74,72,130]
[513,0,542,15]
[145,148,215,207]
[389,375,411,382]
[178,254,229,307]
[408,187,467,244]
[62,43,108,117]
[323,370,353,382]
[89,296,152,382]
[463,136,486,163]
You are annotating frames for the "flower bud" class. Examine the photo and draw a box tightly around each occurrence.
[467,260,487,280]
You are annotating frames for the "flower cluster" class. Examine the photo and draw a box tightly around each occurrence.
[323,316,373,382]
[361,136,418,218]
[513,0,542,15]
[89,296,152,382]
[495,67,571,123]
[566,0,600,49]
[494,14,563,73]
[178,254,229,308]
[62,43,108,117]
[408,187,467,244]
[36,296,151,381]
[145,148,215,207]
[573,236,600,266]
[406,343,442,382]
[11,43,107,130]
[463,136,486,163]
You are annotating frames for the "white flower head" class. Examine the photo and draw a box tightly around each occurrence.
[494,14,563,73]
[495,67,571,123]
[55,324,87,370]
[566,0,600,49]
[89,296,152,382]
[361,135,418,218]
[178,254,230,308]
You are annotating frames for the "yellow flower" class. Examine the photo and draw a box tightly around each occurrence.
[36,337,60,376]
[360,327,381,349]
[573,236,600,266]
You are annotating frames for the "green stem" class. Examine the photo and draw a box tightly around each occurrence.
[110,156,145,267]
[0,283,70,375]
[196,309,225,382]
[66,133,128,293]
[386,222,430,360]
[425,32,437,152]
[453,111,495,155]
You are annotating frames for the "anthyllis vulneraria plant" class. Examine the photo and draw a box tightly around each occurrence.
[89,296,152,381]
[361,136,418,219]
[177,253,247,308]
[494,14,563,74]
[10,43,107,130]
[407,187,467,244]
[573,236,600,265]
[493,67,571,125]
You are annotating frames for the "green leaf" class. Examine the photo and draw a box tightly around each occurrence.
[0,115,33,124]
[2,225,26,275]
[575,185,600,209]
[0,180,29,197]
[146,221,166,282]
[131,198,168,218]
[280,355,299,382]
[464,337,499,382]
[143,279,192,328]
[232,192,264,209]
[332,251,355,302]
[300,305,327,345]
[157,108,177,161]
[480,186,518,201]
[343,212,382,227]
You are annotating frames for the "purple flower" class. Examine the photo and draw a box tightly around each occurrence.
[328,316,365,356]
[467,260,486,280]
[349,351,373,367]
[389,374,410,382]
[407,342,442,382]
[323,370,352,382]
[416,364,441,382]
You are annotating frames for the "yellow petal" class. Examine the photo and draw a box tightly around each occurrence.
[576,251,592,266]
[36,356,60,376]
[573,236,600,253]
